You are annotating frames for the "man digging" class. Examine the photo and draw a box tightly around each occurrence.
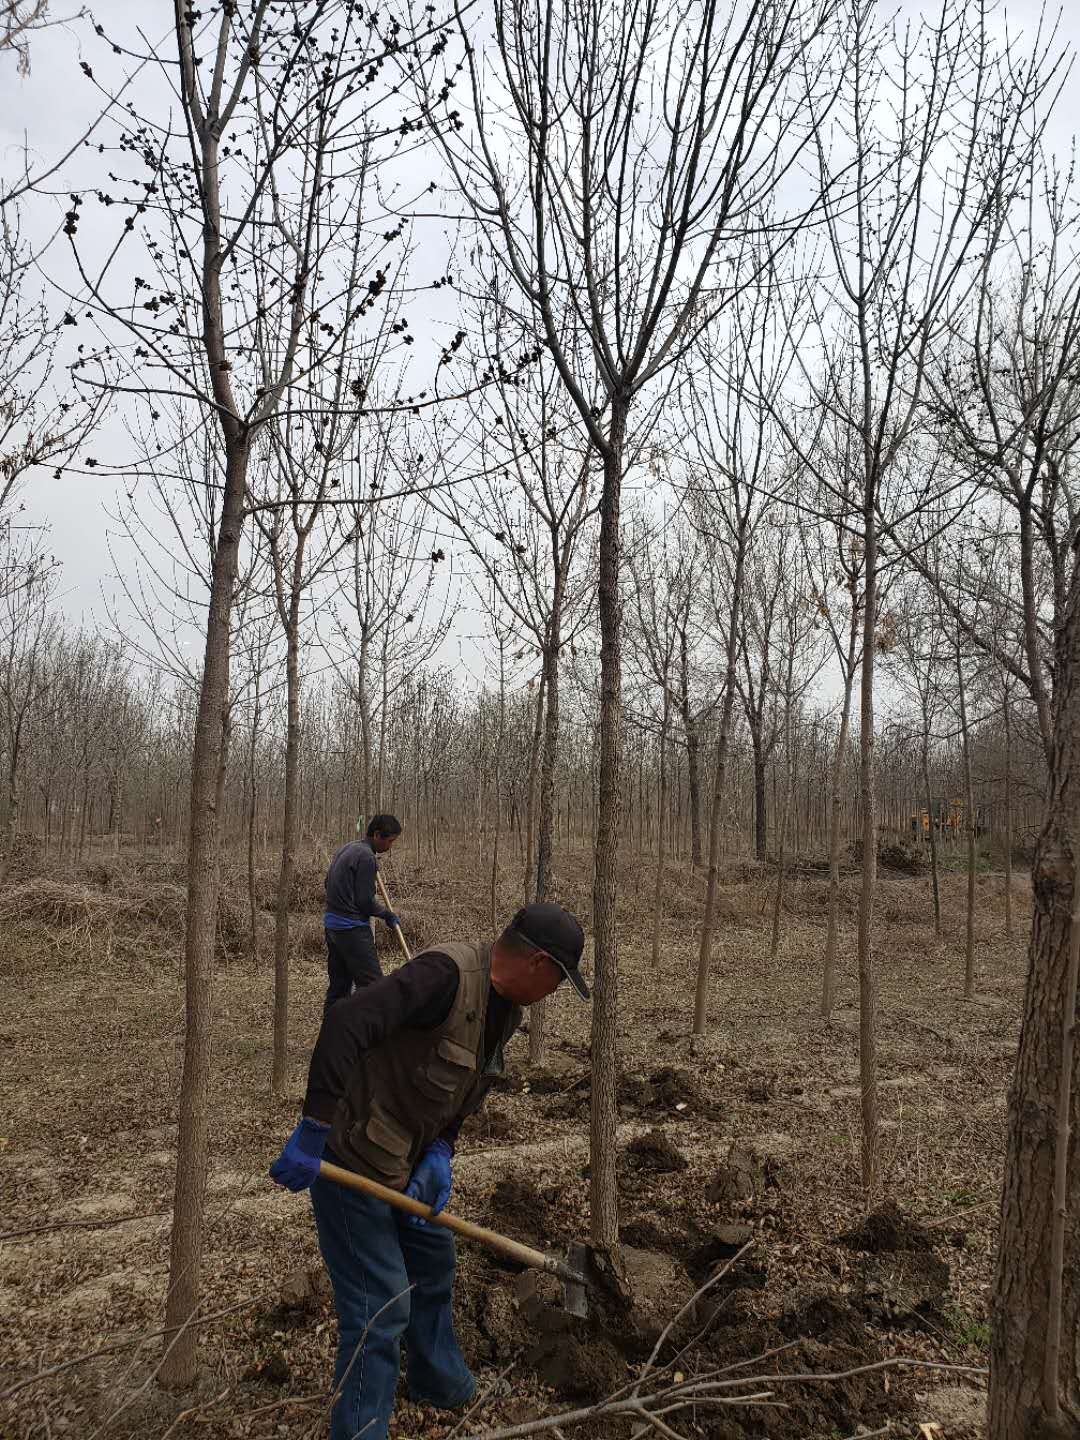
[269,902,590,1440]
[322,814,403,1012]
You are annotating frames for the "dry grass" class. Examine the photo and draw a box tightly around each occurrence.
[0,841,1025,1440]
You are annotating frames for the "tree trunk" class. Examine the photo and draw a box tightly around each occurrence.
[590,402,627,1255]
[988,811,1080,1434]
[651,690,670,968]
[693,530,746,1037]
[956,636,976,999]
[822,625,858,1017]
[523,672,546,905]
[5,740,19,847]
[1004,678,1013,938]
[492,638,506,934]
[770,708,794,963]
[680,628,702,870]
[537,602,563,902]
[856,484,880,1197]
[922,731,942,939]
[247,676,260,968]
[989,542,1080,1436]
[752,739,767,862]
[161,439,249,1387]
[357,632,372,823]
[272,615,301,1095]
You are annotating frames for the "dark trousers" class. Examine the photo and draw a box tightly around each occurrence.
[324,925,382,1013]
[310,1176,474,1440]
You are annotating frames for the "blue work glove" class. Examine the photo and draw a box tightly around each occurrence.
[384,911,401,929]
[403,1139,453,1224]
[269,1116,330,1192]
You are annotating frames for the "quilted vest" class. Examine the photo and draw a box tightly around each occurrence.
[328,942,521,1188]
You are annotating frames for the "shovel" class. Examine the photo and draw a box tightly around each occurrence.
[319,1159,590,1317]
[376,871,413,965]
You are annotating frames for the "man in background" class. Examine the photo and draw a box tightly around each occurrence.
[323,814,403,1010]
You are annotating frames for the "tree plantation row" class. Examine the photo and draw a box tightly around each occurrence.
[2,0,1079,1432]
[0,568,1047,885]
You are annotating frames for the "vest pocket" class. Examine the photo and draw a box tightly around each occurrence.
[354,1102,411,1177]
[415,1036,474,1100]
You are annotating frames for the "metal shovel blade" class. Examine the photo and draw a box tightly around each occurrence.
[562,1241,590,1318]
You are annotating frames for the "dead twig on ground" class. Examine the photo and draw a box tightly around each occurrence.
[458,1356,988,1439]
[0,1295,268,1404]
[447,1360,519,1437]
[924,1196,996,1229]
[159,1387,230,1440]
[0,1211,169,1242]
[236,1392,324,1422]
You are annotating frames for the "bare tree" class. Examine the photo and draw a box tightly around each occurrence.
[771,0,1054,1195]
[56,2,453,1383]
[435,0,841,1253]
[922,151,1080,1437]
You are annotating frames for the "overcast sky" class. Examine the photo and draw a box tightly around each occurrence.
[2,0,1078,695]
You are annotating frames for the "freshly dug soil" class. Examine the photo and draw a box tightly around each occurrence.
[624,1128,688,1174]
[839,1199,936,1253]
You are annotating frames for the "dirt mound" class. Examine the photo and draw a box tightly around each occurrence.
[705,1141,783,1211]
[837,1203,950,1327]
[624,1128,687,1173]
[515,1292,626,1401]
[619,1066,700,1115]
[778,1291,867,1346]
[486,1177,562,1252]
[839,1200,934,1253]
[854,1249,951,1325]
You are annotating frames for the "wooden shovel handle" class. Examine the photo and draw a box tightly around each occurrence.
[318,1159,562,1277]
[376,871,412,963]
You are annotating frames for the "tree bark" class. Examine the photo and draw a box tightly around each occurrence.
[822,613,858,1017]
[680,626,702,870]
[651,690,670,968]
[272,607,301,1095]
[536,592,563,903]
[590,400,627,1254]
[492,637,506,934]
[530,617,561,1068]
[752,739,767,861]
[357,629,372,822]
[956,633,976,999]
[247,668,261,967]
[161,440,249,1387]
[770,706,794,963]
[1003,678,1013,938]
[693,530,746,1037]
[989,565,1080,1437]
[922,730,942,939]
[523,671,546,906]
[856,483,879,1197]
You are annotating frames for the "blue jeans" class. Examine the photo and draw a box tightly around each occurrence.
[310,1173,475,1440]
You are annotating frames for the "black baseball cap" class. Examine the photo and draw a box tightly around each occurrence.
[507,903,589,1000]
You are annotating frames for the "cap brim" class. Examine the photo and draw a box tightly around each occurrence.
[553,958,590,1000]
